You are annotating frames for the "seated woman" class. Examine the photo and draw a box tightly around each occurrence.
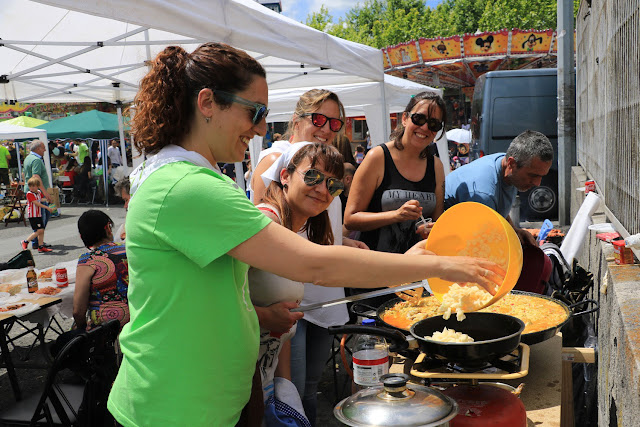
[249,142,344,424]
[62,158,78,187]
[73,209,129,331]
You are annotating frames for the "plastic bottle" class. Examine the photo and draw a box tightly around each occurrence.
[352,318,389,388]
[624,233,640,250]
[26,260,38,293]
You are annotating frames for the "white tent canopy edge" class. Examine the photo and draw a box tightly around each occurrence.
[8,1,447,181]
[0,123,52,186]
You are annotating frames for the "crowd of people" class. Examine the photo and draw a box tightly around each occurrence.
[2,40,555,427]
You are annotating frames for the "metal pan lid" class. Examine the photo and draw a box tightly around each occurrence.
[334,373,458,426]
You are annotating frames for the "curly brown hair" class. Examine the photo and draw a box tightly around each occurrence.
[129,42,265,155]
[262,143,344,246]
[390,91,446,159]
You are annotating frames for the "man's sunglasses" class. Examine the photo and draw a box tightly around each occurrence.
[301,113,344,132]
[409,113,444,133]
[213,90,269,125]
[296,168,344,197]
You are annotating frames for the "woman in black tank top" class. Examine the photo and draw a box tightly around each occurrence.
[344,92,448,255]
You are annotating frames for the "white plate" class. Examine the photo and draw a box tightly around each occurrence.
[0,292,9,303]
[588,223,616,233]
[0,302,38,315]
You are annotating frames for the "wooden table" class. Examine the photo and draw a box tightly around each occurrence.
[0,297,62,400]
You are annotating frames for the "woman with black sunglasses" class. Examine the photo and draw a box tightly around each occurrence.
[250,89,368,425]
[108,44,504,427]
[345,91,447,256]
[249,142,345,424]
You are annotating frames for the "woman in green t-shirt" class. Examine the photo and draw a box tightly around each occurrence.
[107,42,506,427]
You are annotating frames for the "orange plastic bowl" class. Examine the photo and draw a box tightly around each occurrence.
[425,202,523,309]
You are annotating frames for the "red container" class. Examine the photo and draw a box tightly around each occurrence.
[442,384,526,426]
[585,180,596,194]
[612,241,634,265]
[55,267,69,288]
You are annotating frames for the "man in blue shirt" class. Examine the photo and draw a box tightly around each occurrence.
[445,130,553,246]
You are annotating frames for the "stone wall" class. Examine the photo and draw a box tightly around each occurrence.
[571,166,640,426]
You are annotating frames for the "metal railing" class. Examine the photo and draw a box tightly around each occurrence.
[576,0,640,235]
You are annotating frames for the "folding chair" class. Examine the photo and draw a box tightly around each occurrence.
[0,319,121,427]
[0,334,87,426]
[57,176,74,204]
[3,184,27,227]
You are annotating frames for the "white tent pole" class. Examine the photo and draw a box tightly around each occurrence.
[144,30,152,67]
[379,82,390,144]
[435,134,451,177]
[235,162,245,191]
[18,63,145,78]
[39,133,53,188]
[0,39,202,46]
[101,139,109,206]
[117,105,128,168]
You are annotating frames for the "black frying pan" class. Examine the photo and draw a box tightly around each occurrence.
[352,292,598,346]
[508,291,598,345]
[330,312,525,365]
[410,312,524,363]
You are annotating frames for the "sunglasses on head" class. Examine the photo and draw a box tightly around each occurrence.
[301,113,344,132]
[213,90,269,125]
[296,168,344,197]
[409,113,443,133]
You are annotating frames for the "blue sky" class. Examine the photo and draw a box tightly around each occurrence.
[281,0,443,23]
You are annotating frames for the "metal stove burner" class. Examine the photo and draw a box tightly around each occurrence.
[409,343,530,380]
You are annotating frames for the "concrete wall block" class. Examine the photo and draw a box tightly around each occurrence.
[571,165,640,426]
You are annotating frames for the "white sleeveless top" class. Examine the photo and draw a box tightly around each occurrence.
[254,147,349,328]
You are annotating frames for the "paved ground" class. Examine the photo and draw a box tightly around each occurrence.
[0,202,549,423]
[0,202,124,413]
[0,201,348,424]
[0,203,126,269]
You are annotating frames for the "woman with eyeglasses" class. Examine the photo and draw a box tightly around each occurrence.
[249,142,345,424]
[344,91,447,255]
[250,89,368,424]
[107,43,505,427]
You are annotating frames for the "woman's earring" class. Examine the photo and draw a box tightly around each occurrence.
[205,116,211,123]
[283,183,288,190]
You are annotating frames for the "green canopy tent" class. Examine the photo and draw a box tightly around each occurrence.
[36,109,123,139]
[37,110,129,206]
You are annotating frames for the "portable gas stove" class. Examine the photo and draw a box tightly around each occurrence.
[393,335,530,382]
[409,343,530,381]
[390,342,531,426]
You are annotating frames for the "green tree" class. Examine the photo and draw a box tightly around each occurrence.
[305,0,580,48]
[305,5,333,32]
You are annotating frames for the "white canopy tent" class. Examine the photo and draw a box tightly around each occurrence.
[1,0,448,189]
[0,0,448,144]
[0,123,52,186]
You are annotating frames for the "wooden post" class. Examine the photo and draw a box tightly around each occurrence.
[561,347,596,427]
